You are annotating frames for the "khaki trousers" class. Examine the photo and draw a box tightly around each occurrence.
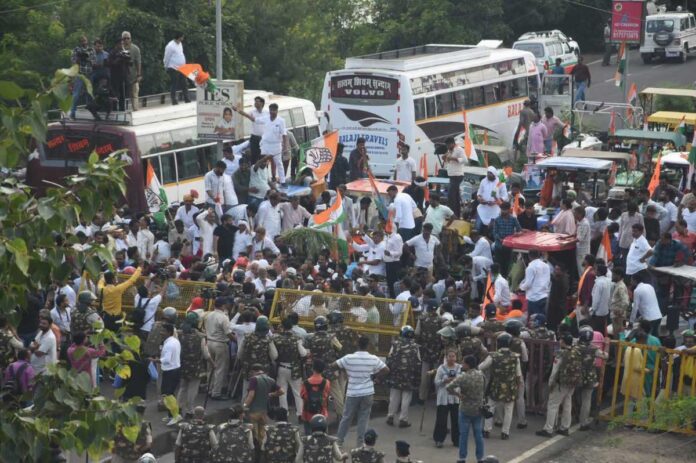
[484,399,514,434]
[387,388,412,422]
[543,384,575,432]
[277,365,303,417]
[207,340,229,397]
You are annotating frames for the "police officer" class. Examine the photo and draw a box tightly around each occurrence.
[111,402,152,463]
[175,406,217,463]
[178,312,207,419]
[525,313,555,341]
[478,333,522,440]
[455,323,488,364]
[536,333,582,437]
[478,304,504,351]
[211,404,254,463]
[415,302,444,401]
[436,324,459,360]
[521,313,555,412]
[296,414,348,462]
[394,440,422,463]
[385,325,420,428]
[239,315,278,398]
[577,327,608,431]
[327,311,357,418]
[263,407,301,463]
[350,429,384,463]
[304,316,343,417]
[504,319,529,430]
[274,317,308,422]
[70,291,103,336]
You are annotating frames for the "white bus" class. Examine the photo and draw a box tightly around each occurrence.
[30,89,319,209]
[320,44,541,177]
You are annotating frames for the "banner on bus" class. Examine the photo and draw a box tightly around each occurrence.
[196,79,244,140]
[611,1,644,43]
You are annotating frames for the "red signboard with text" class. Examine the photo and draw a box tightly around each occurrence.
[611,1,644,43]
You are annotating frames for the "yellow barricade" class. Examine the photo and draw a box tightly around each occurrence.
[601,340,696,435]
[116,274,215,314]
[269,288,413,357]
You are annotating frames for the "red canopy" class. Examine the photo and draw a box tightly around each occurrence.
[503,230,577,252]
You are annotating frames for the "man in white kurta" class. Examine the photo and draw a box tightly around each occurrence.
[476,166,508,230]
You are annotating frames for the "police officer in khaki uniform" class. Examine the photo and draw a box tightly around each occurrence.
[478,333,522,440]
[415,303,444,401]
[577,327,607,431]
[263,407,302,463]
[203,297,234,400]
[504,319,529,430]
[385,325,420,428]
[274,317,308,422]
[211,404,254,463]
[175,406,217,463]
[295,414,347,462]
[239,316,278,398]
[304,316,343,417]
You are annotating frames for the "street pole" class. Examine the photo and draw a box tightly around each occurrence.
[215,0,223,158]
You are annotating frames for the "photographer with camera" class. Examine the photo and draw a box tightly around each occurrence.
[69,35,95,120]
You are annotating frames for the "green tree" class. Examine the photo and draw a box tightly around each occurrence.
[0,68,142,461]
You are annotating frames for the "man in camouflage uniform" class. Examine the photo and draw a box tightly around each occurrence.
[239,315,278,398]
[446,355,487,463]
[504,319,529,430]
[274,317,308,421]
[385,325,420,428]
[536,333,582,437]
[175,406,217,463]
[478,333,522,440]
[70,291,103,336]
[478,304,504,351]
[436,325,459,361]
[415,303,443,401]
[520,313,555,413]
[327,312,357,418]
[111,402,152,463]
[577,327,607,431]
[262,407,301,463]
[296,414,347,462]
[211,404,254,463]
[350,428,384,463]
[455,323,488,364]
[304,316,343,417]
[394,440,423,463]
[177,312,207,418]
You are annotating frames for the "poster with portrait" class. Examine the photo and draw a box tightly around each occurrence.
[196,79,244,140]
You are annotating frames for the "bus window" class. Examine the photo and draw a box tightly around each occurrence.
[292,127,307,145]
[160,152,177,184]
[484,84,498,105]
[176,145,216,181]
[307,125,320,140]
[291,108,306,127]
[528,76,539,99]
[414,98,426,121]
[137,135,157,156]
[435,92,455,115]
[425,97,436,118]
[466,87,485,108]
[511,77,527,98]
[154,132,173,153]
[171,126,196,149]
[280,110,292,125]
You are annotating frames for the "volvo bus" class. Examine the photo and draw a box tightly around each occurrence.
[320,44,541,177]
[27,89,319,211]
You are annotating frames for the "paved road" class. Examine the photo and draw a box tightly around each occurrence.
[581,50,696,103]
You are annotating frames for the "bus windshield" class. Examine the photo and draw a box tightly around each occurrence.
[514,43,544,58]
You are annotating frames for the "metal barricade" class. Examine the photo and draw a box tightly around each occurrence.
[601,340,696,435]
[116,274,215,314]
[269,288,412,357]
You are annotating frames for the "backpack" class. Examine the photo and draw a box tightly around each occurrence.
[2,362,29,401]
[128,297,151,331]
[558,346,583,388]
[303,378,326,414]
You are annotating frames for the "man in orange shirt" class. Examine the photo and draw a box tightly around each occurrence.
[300,359,331,435]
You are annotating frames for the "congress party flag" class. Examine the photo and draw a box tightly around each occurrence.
[462,110,478,160]
[145,160,168,213]
[311,191,346,229]
[597,228,613,263]
[647,153,661,197]
[177,63,215,92]
[297,131,339,183]
[614,42,626,88]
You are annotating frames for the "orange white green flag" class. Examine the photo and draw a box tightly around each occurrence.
[145,160,168,213]
[596,228,613,263]
[311,191,346,229]
[297,130,339,183]
[462,110,478,160]
[647,153,662,197]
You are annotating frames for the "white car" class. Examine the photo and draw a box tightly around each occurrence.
[513,30,580,73]
[640,9,696,63]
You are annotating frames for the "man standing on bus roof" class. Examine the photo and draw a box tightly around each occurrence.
[443,137,467,219]
[349,137,369,181]
[205,160,238,213]
[163,31,190,105]
[234,96,269,163]
[259,103,289,186]
[120,31,142,111]
[69,35,95,120]
[394,144,416,183]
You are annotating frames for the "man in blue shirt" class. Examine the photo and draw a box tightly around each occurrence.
[491,202,521,277]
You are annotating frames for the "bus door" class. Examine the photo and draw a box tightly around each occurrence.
[539,74,574,121]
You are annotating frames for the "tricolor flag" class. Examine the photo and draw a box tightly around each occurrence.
[462,110,478,160]
[297,131,339,183]
[145,161,168,213]
[688,130,696,190]
[626,82,638,123]
[647,153,662,197]
[311,191,346,229]
[614,42,626,88]
[517,126,527,145]
[597,228,613,263]
[177,63,215,92]
[674,114,687,135]
[367,170,389,220]
[609,111,616,136]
